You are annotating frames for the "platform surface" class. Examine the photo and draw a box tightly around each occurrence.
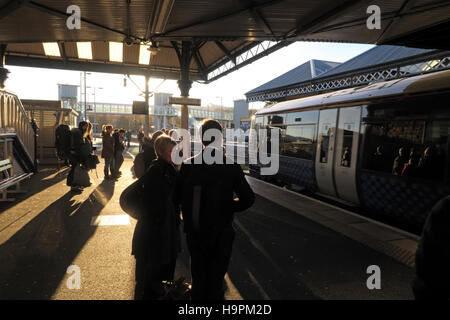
[0,156,417,299]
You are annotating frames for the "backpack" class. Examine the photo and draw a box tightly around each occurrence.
[133,152,146,179]
[55,124,72,160]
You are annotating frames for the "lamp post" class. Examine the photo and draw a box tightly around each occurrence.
[87,86,103,135]
[81,71,92,121]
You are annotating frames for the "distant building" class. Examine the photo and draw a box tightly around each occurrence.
[233,99,249,130]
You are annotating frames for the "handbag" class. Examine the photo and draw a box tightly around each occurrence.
[72,165,91,187]
[86,154,100,169]
[120,177,145,219]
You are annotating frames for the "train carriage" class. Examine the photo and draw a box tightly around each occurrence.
[248,69,450,232]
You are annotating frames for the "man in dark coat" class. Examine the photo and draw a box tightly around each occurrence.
[174,119,255,300]
[131,135,180,300]
[113,129,125,177]
[413,195,450,300]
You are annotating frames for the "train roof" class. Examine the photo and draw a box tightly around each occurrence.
[256,69,450,115]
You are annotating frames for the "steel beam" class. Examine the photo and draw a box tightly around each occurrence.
[214,41,236,65]
[239,0,274,36]
[4,55,203,80]
[376,0,418,44]
[154,0,284,40]
[285,0,362,39]
[25,1,144,43]
[206,41,291,83]
[0,0,30,21]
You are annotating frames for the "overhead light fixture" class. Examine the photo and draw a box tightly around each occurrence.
[139,44,151,65]
[150,0,175,34]
[42,42,61,57]
[109,42,123,62]
[76,42,93,60]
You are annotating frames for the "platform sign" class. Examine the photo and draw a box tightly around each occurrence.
[168,97,201,106]
[132,101,148,115]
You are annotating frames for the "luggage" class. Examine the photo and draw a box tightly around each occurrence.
[72,165,91,187]
[119,177,145,219]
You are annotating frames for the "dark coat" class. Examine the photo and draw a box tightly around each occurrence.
[133,144,157,179]
[113,132,125,156]
[69,128,91,164]
[413,195,450,300]
[131,158,180,265]
[174,147,255,238]
[101,132,115,159]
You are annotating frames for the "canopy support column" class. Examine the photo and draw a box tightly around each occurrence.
[144,73,151,136]
[0,44,9,89]
[177,41,193,130]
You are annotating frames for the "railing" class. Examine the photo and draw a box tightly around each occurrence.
[0,89,35,168]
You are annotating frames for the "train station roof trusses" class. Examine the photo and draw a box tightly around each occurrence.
[1,0,450,82]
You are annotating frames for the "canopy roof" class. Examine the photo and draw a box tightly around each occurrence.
[256,69,450,115]
[1,0,450,83]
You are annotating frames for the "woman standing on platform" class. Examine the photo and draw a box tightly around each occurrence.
[131,134,181,299]
[101,125,116,180]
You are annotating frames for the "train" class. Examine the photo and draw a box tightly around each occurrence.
[245,69,450,233]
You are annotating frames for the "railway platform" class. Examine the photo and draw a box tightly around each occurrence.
[0,156,419,299]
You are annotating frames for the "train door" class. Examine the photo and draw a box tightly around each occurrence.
[333,106,361,204]
[315,108,338,197]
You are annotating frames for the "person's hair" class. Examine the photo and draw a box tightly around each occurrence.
[142,136,152,149]
[200,119,223,146]
[102,124,113,136]
[151,130,164,143]
[154,134,176,158]
[78,121,88,131]
[119,129,126,134]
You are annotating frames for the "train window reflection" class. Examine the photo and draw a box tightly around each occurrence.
[341,123,354,167]
[281,125,316,160]
[363,116,449,183]
[319,123,331,163]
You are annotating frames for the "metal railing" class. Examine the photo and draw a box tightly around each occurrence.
[0,89,35,167]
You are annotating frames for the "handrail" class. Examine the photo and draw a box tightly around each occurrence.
[0,89,35,169]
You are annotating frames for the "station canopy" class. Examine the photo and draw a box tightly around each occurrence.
[1,0,450,83]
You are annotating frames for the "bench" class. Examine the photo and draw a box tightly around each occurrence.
[0,159,32,202]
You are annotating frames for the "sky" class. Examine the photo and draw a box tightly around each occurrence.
[5,41,374,110]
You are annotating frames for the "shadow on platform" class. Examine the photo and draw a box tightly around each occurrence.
[0,179,115,299]
[0,165,71,213]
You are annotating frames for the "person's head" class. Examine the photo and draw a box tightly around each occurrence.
[142,136,152,150]
[103,124,113,134]
[200,119,223,146]
[79,121,88,132]
[154,134,176,164]
[151,130,164,143]
[119,129,125,137]
[398,147,405,156]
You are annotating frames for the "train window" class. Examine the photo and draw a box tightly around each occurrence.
[268,114,285,125]
[285,110,319,124]
[281,124,316,160]
[319,123,332,163]
[363,118,450,183]
[340,123,354,167]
